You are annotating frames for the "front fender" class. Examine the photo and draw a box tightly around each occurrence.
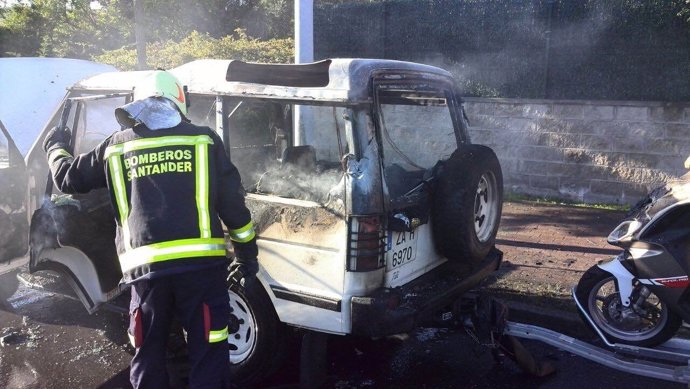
[597,256,635,307]
[31,246,120,313]
[29,203,123,314]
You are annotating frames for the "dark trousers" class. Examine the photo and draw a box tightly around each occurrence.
[128,266,231,389]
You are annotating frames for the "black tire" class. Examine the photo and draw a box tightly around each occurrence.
[575,265,681,347]
[227,279,287,387]
[432,144,503,265]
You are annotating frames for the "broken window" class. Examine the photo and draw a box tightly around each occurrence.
[187,94,217,129]
[376,88,458,198]
[72,95,128,154]
[224,99,349,204]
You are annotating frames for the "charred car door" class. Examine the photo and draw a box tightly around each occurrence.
[30,94,128,313]
[0,120,29,266]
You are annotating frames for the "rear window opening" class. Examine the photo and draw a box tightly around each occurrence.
[376,87,459,199]
[224,99,351,206]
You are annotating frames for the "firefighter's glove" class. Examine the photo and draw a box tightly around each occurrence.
[42,126,71,154]
[228,257,258,287]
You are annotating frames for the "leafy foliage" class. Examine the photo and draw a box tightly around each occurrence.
[0,0,293,59]
[130,0,292,41]
[0,0,132,57]
[1,0,53,56]
[676,0,690,23]
[94,29,294,70]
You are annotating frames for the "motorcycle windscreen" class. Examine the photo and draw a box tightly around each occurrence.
[0,120,28,263]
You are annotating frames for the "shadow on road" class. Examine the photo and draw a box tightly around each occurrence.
[96,368,132,389]
[496,238,619,256]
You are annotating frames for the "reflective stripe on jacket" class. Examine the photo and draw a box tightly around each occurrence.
[47,121,258,283]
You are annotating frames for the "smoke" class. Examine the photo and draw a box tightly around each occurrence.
[252,164,345,211]
[416,3,613,99]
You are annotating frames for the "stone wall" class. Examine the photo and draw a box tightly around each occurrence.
[463,98,690,205]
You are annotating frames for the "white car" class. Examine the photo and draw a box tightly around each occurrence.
[3,58,504,386]
[0,57,115,298]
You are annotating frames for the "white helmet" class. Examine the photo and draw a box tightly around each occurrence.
[115,70,189,130]
[133,70,188,116]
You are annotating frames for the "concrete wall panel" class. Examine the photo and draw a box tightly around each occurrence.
[463,98,690,204]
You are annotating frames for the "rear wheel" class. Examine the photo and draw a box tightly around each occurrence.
[227,279,287,386]
[432,145,503,265]
[575,265,681,347]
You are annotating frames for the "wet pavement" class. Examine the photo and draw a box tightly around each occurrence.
[0,200,686,388]
[2,281,682,389]
[0,284,132,388]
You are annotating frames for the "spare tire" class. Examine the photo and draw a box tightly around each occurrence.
[432,144,503,265]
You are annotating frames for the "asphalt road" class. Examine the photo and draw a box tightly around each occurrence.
[0,270,685,389]
[0,278,132,389]
[0,201,686,388]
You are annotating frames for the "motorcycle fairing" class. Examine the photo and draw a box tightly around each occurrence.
[631,249,690,321]
[599,250,690,324]
[638,276,690,289]
[639,202,690,277]
[598,244,690,319]
[634,201,690,318]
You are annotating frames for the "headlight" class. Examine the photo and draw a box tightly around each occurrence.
[607,220,643,244]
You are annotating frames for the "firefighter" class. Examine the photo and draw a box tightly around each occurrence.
[43,70,258,389]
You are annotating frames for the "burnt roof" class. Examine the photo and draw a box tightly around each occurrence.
[72,58,456,103]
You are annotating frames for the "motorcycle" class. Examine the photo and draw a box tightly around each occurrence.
[574,173,690,347]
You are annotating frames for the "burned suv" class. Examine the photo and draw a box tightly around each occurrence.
[6,58,503,385]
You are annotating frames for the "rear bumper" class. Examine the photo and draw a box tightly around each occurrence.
[350,247,502,337]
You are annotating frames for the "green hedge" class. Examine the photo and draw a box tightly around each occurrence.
[94,30,294,71]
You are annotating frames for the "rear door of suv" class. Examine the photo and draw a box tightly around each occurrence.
[372,77,463,287]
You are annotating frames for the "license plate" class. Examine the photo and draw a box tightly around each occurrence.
[386,230,418,271]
